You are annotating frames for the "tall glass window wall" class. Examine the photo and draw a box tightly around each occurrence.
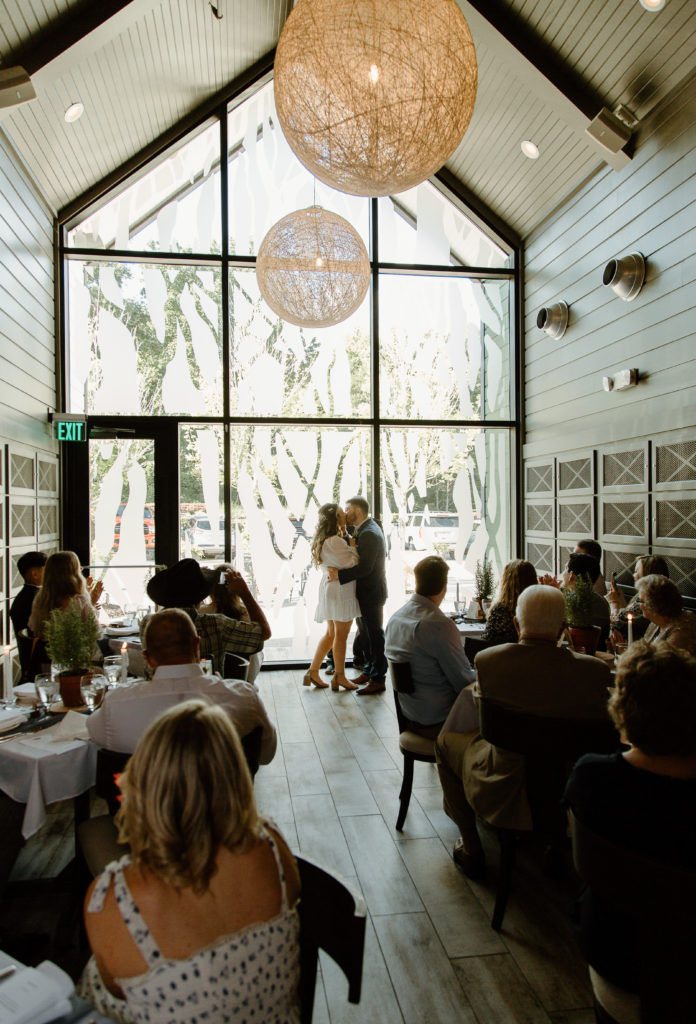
[62,79,518,662]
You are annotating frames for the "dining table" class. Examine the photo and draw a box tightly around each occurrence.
[0,709,96,840]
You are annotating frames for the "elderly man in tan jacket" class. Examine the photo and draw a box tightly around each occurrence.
[436,585,611,878]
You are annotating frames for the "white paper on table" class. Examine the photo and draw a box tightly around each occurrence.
[17,735,85,754]
[45,710,90,742]
[0,960,73,1024]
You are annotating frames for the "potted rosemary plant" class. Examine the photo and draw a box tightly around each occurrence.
[474,556,496,620]
[563,572,601,655]
[44,602,100,707]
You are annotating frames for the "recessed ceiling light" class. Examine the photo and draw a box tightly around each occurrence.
[64,101,84,123]
[521,140,539,159]
[639,0,665,10]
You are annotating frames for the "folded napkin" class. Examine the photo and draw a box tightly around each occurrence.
[46,709,90,742]
[0,707,29,733]
[13,682,40,705]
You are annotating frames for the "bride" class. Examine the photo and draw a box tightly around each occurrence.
[304,503,361,692]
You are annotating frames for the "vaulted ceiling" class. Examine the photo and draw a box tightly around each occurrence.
[1,0,694,238]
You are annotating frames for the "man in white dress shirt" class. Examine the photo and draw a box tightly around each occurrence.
[87,609,276,762]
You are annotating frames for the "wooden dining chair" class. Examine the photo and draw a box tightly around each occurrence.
[477,697,617,931]
[387,659,437,831]
[296,855,366,1023]
[570,810,696,1023]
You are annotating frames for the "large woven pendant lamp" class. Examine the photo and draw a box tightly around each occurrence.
[256,206,370,328]
[274,0,478,197]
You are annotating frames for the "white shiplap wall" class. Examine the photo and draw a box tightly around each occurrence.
[0,128,59,648]
[523,71,696,459]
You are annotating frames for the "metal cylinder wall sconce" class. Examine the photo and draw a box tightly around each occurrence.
[536,301,569,340]
[602,252,645,301]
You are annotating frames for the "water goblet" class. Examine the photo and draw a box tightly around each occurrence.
[103,655,123,688]
[35,673,60,710]
[454,601,466,616]
[80,674,108,713]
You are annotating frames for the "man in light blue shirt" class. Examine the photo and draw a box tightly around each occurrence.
[385,556,474,738]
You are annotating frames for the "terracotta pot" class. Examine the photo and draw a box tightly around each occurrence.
[59,670,92,708]
[568,625,601,657]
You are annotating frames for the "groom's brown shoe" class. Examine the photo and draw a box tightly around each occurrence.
[357,681,386,695]
[351,673,371,686]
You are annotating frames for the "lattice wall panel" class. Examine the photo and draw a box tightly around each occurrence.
[37,456,59,496]
[38,501,59,540]
[9,451,35,493]
[557,543,574,573]
[604,548,642,588]
[654,496,696,545]
[602,499,648,541]
[525,461,554,496]
[602,448,647,490]
[558,455,593,494]
[655,439,696,486]
[558,500,593,537]
[525,540,554,575]
[9,499,36,543]
[662,553,696,599]
[526,501,553,534]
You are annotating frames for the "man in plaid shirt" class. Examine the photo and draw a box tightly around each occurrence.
[147,559,270,675]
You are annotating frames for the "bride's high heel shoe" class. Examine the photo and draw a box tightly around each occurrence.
[331,674,359,691]
[303,670,329,689]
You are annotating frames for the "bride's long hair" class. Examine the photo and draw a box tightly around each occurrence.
[310,503,340,567]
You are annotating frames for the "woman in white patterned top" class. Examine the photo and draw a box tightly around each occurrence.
[304,502,361,691]
[81,700,300,1024]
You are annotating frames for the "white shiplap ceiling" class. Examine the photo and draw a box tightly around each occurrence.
[0,0,694,239]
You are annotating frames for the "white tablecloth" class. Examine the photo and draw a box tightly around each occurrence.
[0,733,97,838]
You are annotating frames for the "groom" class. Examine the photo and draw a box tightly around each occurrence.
[328,496,387,695]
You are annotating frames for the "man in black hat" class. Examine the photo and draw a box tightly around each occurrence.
[146,559,270,675]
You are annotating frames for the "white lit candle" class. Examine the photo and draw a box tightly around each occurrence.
[627,614,634,646]
[120,642,128,685]
[456,582,460,602]
[3,645,12,702]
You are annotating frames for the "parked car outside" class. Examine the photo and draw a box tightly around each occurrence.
[190,513,228,559]
[113,504,155,550]
[405,511,459,554]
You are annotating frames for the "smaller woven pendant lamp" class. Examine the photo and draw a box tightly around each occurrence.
[274,0,478,197]
[256,206,370,328]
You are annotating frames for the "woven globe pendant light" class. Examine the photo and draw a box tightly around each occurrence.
[256,206,370,328]
[274,0,478,197]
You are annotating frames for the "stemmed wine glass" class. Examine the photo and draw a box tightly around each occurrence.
[80,674,108,713]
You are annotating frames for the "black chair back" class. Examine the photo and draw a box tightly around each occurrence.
[296,854,366,1023]
[223,651,251,680]
[240,725,263,778]
[18,629,50,682]
[571,811,696,1023]
[464,635,496,660]
[96,748,131,816]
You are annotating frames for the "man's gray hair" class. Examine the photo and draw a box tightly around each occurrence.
[516,585,565,636]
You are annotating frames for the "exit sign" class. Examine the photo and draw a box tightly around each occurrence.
[55,420,86,442]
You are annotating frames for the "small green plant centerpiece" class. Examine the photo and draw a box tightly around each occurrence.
[45,602,100,707]
[563,572,601,655]
[474,556,496,620]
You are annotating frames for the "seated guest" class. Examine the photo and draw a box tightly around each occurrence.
[9,551,47,641]
[201,564,263,682]
[563,553,611,650]
[607,555,669,642]
[87,609,276,762]
[574,539,606,595]
[565,642,696,1024]
[385,556,474,738]
[436,586,611,878]
[147,558,270,674]
[480,558,537,645]
[636,574,696,655]
[28,550,102,639]
[81,700,300,1024]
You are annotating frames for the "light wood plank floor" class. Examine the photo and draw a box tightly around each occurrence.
[12,668,596,1024]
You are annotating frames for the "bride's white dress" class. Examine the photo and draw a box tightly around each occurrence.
[314,535,361,623]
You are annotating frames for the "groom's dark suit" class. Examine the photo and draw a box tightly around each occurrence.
[337,517,388,685]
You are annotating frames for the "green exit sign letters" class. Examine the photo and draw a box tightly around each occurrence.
[55,420,86,442]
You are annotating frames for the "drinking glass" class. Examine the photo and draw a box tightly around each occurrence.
[103,655,123,687]
[80,675,108,712]
[35,673,59,710]
[613,640,628,667]
[200,658,213,676]
[454,601,466,616]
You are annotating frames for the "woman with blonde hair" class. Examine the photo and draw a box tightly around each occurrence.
[304,502,361,690]
[480,558,538,645]
[81,700,301,1023]
[28,549,102,638]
